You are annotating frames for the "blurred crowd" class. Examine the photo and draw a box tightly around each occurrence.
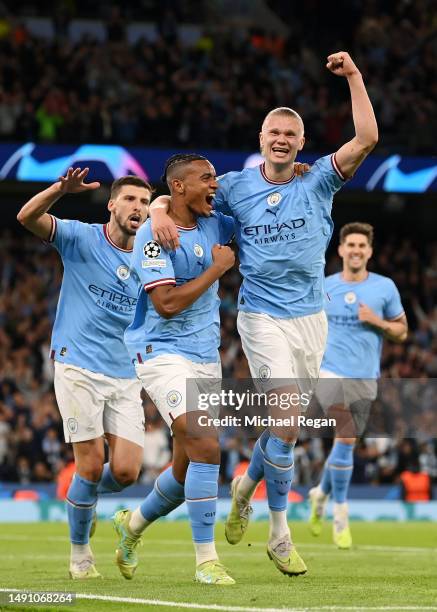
[0,0,435,153]
[0,228,436,488]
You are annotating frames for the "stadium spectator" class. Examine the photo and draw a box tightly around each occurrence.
[400,460,432,502]
[0,1,434,152]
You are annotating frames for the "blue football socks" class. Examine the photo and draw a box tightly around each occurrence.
[140,466,185,522]
[328,441,354,503]
[185,462,219,543]
[66,474,98,544]
[320,462,332,496]
[263,434,294,512]
[247,429,269,482]
[96,463,124,495]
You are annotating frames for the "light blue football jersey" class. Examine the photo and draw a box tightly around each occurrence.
[214,155,346,318]
[125,212,235,364]
[322,272,404,379]
[49,216,139,378]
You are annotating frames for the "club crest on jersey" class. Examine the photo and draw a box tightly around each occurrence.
[267,192,282,207]
[194,244,204,257]
[116,264,131,281]
[259,365,271,380]
[144,240,161,259]
[67,418,78,434]
[167,390,182,407]
[344,291,357,304]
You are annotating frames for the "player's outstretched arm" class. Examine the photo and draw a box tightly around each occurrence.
[327,52,378,179]
[358,304,408,343]
[17,167,100,240]
[149,244,234,318]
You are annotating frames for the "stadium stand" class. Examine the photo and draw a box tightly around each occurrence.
[0,1,434,152]
[0,0,436,489]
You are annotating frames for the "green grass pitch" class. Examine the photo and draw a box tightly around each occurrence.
[1,521,436,611]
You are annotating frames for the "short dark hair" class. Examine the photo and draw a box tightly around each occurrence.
[110,175,154,199]
[161,153,208,184]
[339,222,374,246]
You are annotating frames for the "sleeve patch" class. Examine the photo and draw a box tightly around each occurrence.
[142,259,167,268]
[143,240,161,258]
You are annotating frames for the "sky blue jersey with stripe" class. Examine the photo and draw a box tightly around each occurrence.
[125,212,235,364]
[322,272,405,378]
[49,216,139,378]
[213,155,346,318]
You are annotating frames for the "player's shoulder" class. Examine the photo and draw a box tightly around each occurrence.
[53,216,93,230]
[198,211,223,233]
[52,217,99,242]
[325,271,342,288]
[207,210,231,223]
[302,154,345,183]
[218,169,245,183]
[132,220,156,258]
[367,272,398,289]
[135,219,153,241]
[218,167,259,187]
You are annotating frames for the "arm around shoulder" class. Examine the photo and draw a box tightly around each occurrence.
[149,195,180,250]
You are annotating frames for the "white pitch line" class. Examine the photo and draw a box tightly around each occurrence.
[1,590,437,612]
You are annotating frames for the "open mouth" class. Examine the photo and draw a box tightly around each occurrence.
[205,194,215,206]
[272,147,289,155]
[129,214,141,227]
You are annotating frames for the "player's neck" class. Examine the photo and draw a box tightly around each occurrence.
[169,200,197,228]
[106,220,134,250]
[263,160,295,183]
[342,268,369,283]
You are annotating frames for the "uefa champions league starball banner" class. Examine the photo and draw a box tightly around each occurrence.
[0,142,436,193]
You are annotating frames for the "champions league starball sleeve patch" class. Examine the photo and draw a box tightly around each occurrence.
[143,240,161,259]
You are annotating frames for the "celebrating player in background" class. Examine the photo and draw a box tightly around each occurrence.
[17,170,152,579]
[149,52,378,575]
[114,154,236,585]
[309,223,407,548]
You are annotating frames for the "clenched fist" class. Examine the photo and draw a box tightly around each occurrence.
[212,244,235,276]
[326,52,360,78]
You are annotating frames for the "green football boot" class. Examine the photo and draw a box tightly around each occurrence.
[113,509,142,579]
[267,537,307,576]
[308,486,328,537]
[69,558,102,580]
[195,560,235,585]
[333,503,352,549]
[224,476,253,545]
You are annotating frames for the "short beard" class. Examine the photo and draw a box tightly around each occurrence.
[348,262,365,274]
[113,212,137,237]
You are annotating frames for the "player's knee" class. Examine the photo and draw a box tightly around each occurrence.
[111,465,140,487]
[186,437,220,464]
[77,464,103,483]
